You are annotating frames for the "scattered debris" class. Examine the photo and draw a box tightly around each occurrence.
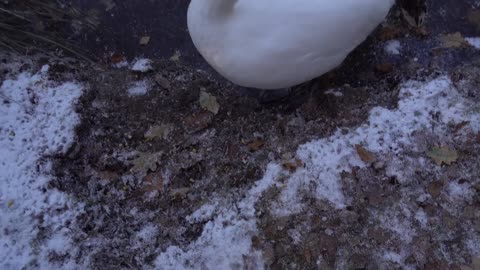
[199,90,220,114]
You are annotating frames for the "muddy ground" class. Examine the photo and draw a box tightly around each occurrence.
[5,0,479,269]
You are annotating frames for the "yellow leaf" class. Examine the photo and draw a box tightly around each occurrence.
[199,91,220,115]
[439,32,468,48]
[139,36,151,45]
[355,144,376,163]
[426,146,458,166]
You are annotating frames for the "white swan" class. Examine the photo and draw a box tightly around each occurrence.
[187,0,395,89]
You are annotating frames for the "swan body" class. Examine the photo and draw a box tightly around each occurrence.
[187,0,395,89]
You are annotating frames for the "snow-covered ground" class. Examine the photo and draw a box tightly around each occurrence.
[155,77,480,269]
[0,64,86,269]
[1,59,479,269]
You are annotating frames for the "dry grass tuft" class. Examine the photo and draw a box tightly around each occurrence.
[0,0,96,62]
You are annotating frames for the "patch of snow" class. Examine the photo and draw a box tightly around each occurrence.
[382,251,403,264]
[155,76,480,269]
[466,234,480,256]
[127,79,150,96]
[378,208,416,243]
[415,209,428,228]
[0,65,85,269]
[385,40,402,55]
[446,181,474,201]
[381,250,414,270]
[466,37,480,49]
[155,164,282,270]
[135,224,158,247]
[131,58,153,72]
[273,77,480,215]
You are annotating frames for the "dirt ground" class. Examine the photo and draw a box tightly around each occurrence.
[5,0,479,269]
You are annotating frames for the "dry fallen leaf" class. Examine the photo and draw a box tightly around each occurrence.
[143,172,163,193]
[379,26,402,41]
[468,10,480,30]
[170,187,190,200]
[452,121,470,134]
[426,146,458,166]
[100,0,116,11]
[184,111,213,132]
[247,139,265,152]
[199,90,220,114]
[426,181,443,198]
[98,170,120,181]
[355,144,376,163]
[170,50,181,62]
[472,257,480,270]
[282,159,304,172]
[154,73,171,90]
[139,36,151,45]
[144,124,172,140]
[439,32,468,48]
[131,152,162,174]
[375,63,394,73]
[110,53,125,64]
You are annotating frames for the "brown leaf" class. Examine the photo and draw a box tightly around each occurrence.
[426,146,458,166]
[144,124,172,140]
[110,53,125,64]
[282,159,304,172]
[154,73,171,90]
[139,36,151,45]
[375,63,394,73]
[355,144,376,163]
[431,47,445,57]
[247,139,265,152]
[199,91,220,114]
[184,111,213,132]
[379,26,402,41]
[170,187,190,200]
[427,181,443,198]
[472,257,480,270]
[170,50,181,62]
[468,10,480,29]
[439,32,468,48]
[98,170,120,181]
[143,172,163,193]
[453,121,470,133]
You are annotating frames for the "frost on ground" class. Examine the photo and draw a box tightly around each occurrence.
[466,37,480,49]
[0,65,85,269]
[131,58,153,72]
[154,76,480,269]
[2,59,478,269]
[128,79,151,96]
[385,39,402,55]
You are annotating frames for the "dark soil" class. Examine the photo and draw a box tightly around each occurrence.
[24,0,480,269]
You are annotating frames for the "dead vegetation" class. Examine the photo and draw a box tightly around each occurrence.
[0,0,95,62]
